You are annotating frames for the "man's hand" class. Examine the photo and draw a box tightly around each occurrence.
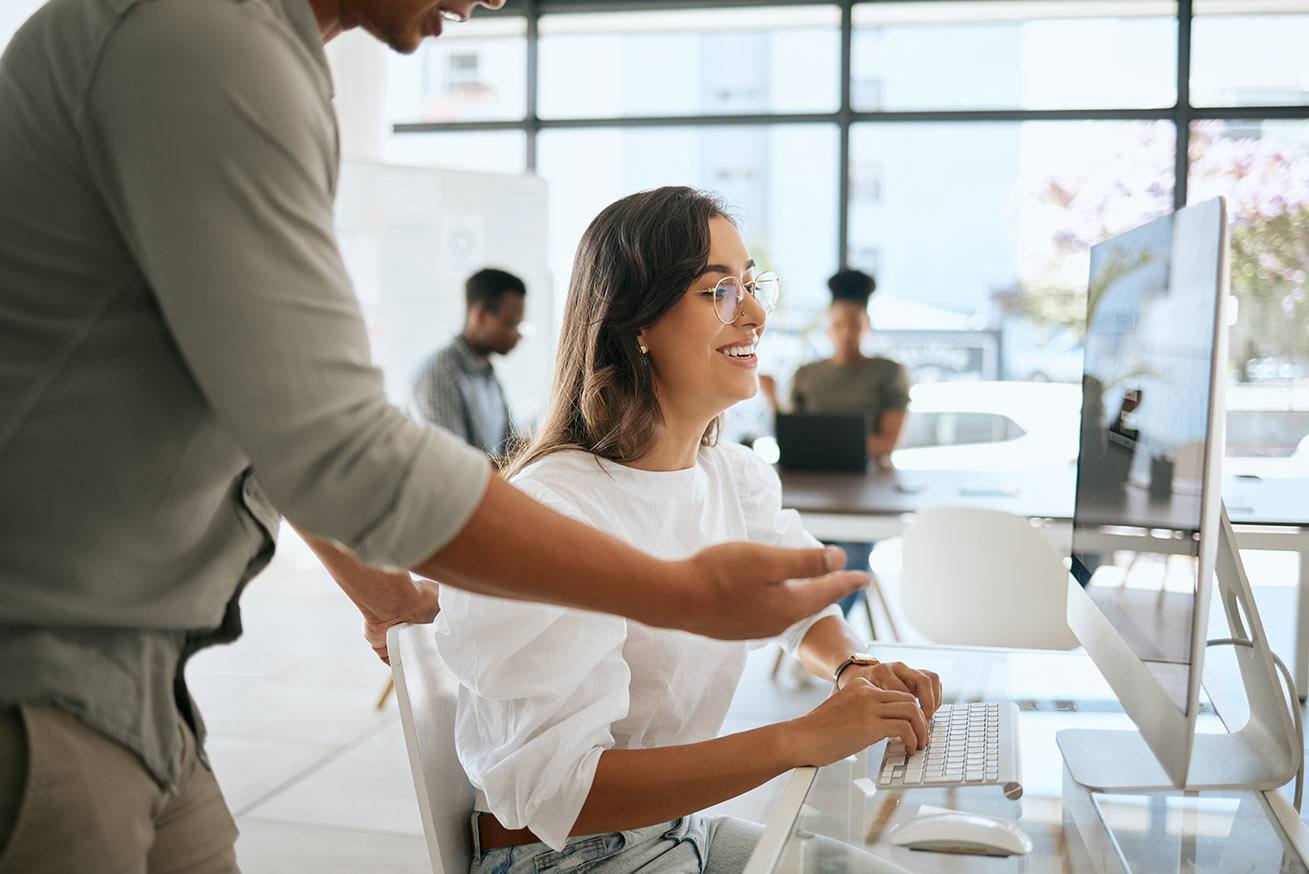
[666,543,866,640]
[362,579,441,664]
[838,660,942,718]
[298,528,443,664]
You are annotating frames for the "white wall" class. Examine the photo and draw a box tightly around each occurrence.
[325,30,391,161]
[335,161,554,427]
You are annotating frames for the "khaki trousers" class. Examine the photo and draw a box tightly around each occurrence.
[0,704,239,874]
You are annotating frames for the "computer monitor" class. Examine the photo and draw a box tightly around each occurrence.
[1060,197,1299,792]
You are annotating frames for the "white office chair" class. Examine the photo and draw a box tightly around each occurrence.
[388,622,475,874]
[900,506,1079,650]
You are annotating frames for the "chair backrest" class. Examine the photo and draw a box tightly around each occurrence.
[900,506,1079,650]
[389,622,474,874]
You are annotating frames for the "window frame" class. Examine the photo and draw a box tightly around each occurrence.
[390,0,1309,271]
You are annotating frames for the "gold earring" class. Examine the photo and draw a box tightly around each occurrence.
[639,344,649,355]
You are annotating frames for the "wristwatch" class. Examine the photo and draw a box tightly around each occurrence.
[833,652,878,686]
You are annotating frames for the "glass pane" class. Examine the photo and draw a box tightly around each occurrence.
[538,7,840,119]
[849,119,1175,373]
[852,1,1177,111]
[1192,1,1309,107]
[386,17,526,123]
[952,412,1018,445]
[384,131,526,174]
[537,125,838,317]
[1189,119,1309,476]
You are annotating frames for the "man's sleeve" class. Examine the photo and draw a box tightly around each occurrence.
[83,2,489,568]
[882,362,912,412]
[413,361,471,445]
[789,367,807,412]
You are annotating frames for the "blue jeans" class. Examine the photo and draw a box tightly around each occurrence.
[468,812,907,874]
[469,814,757,874]
[828,541,874,616]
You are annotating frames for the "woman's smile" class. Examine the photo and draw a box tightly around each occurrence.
[716,333,760,369]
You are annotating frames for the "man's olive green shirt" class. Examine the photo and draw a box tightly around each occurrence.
[0,0,490,787]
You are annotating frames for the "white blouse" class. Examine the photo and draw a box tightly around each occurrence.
[434,442,841,850]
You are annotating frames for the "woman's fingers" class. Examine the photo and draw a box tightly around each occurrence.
[878,700,928,748]
[881,661,942,718]
[876,718,918,751]
[871,664,911,694]
[859,686,926,747]
[896,662,939,717]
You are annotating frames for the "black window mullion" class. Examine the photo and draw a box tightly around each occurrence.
[838,0,853,270]
[1175,0,1193,210]
[526,0,540,173]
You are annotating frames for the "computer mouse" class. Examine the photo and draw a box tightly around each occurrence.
[886,812,1034,857]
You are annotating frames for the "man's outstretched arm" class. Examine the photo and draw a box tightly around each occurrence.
[414,475,865,640]
[92,7,862,642]
[305,476,865,647]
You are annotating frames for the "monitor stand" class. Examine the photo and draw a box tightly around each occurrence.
[1058,507,1301,793]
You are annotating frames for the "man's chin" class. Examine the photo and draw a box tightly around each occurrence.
[387,30,426,54]
[365,20,428,54]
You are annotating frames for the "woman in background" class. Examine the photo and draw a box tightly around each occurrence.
[436,186,942,874]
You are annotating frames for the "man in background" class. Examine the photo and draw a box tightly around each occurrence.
[413,268,524,458]
[789,269,911,613]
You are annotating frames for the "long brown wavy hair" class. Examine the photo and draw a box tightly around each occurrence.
[503,186,732,478]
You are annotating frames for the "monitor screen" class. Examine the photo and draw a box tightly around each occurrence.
[1070,202,1224,714]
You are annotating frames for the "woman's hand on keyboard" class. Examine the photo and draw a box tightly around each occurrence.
[837,661,941,719]
[782,678,927,767]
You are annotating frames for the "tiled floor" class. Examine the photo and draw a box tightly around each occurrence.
[190,526,1307,873]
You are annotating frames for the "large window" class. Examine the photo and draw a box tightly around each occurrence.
[537,125,838,316]
[386,17,527,123]
[382,0,1308,470]
[849,119,1176,380]
[538,7,841,119]
[1191,1,1309,107]
[851,2,1178,111]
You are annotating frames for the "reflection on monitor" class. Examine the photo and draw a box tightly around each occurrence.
[1070,205,1224,714]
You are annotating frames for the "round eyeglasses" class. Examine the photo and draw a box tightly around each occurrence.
[702,272,781,324]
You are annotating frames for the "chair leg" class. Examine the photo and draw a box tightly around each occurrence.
[868,571,901,642]
[375,676,395,711]
[862,589,880,641]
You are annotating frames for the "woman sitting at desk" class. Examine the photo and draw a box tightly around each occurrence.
[787,269,910,469]
[764,270,910,617]
[436,187,941,874]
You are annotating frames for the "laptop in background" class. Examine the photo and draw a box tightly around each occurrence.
[775,412,868,472]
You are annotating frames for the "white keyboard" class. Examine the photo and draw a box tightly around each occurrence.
[876,702,1024,799]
